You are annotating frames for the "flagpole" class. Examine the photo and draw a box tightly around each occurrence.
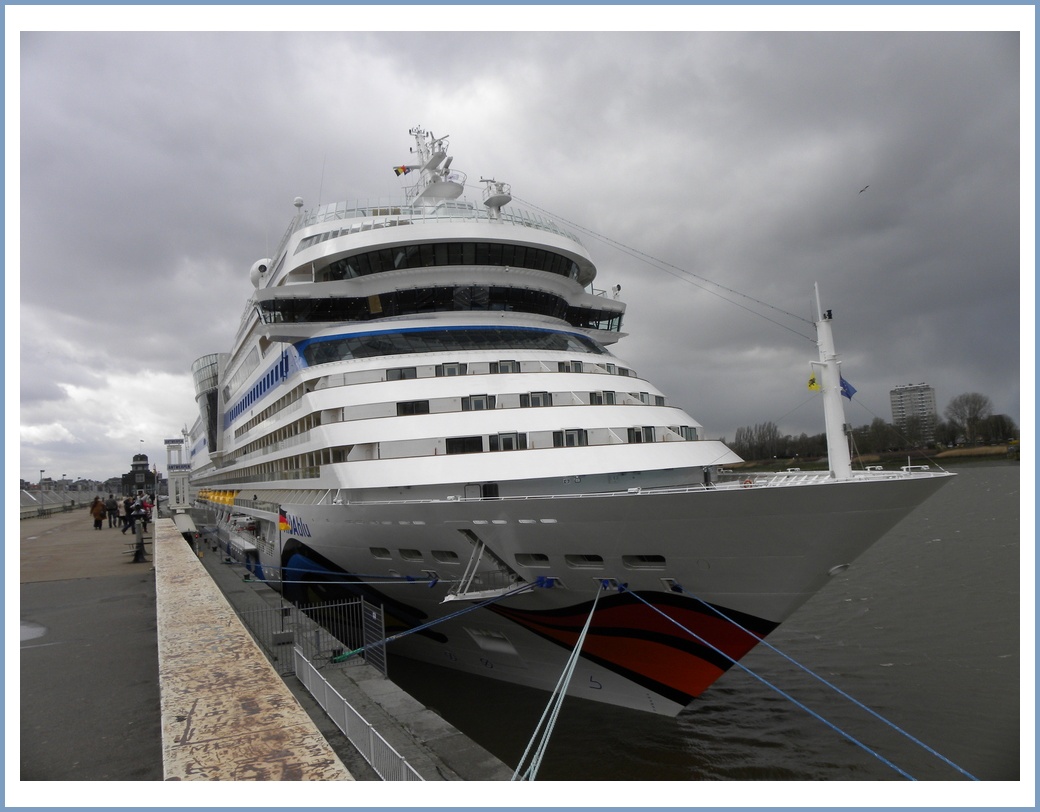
[814,284,853,480]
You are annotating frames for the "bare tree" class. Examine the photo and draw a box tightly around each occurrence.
[979,414,1017,444]
[900,414,925,448]
[944,393,993,445]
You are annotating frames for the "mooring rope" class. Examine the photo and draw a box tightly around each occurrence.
[671,583,979,780]
[512,582,605,781]
[618,585,919,780]
[329,580,541,663]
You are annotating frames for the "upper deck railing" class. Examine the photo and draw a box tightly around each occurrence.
[270,196,584,266]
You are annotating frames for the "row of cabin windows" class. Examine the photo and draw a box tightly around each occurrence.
[258,285,622,333]
[309,241,580,281]
[445,430,590,454]
[218,419,698,482]
[367,547,668,572]
[301,327,608,367]
[388,360,632,380]
[441,426,699,454]
[230,338,627,428]
[233,391,678,462]
[395,391,666,417]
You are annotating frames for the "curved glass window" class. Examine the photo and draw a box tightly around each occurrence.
[313,241,579,281]
[298,326,608,367]
[259,285,622,332]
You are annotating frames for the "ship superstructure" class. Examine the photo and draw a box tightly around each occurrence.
[188,127,951,715]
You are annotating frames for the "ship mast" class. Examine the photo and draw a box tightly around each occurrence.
[813,284,853,480]
[405,126,466,205]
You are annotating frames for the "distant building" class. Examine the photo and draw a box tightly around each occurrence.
[121,453,157,496]
[890,383,938,446]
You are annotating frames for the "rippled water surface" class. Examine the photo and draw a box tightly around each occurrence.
[388,462,1021,783]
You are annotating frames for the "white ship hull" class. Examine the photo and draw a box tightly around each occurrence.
[207,471,948,716]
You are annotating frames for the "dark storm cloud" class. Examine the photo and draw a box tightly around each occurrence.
[14,25,1025,484]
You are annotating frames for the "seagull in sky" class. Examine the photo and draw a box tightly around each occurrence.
[858,185,870,193]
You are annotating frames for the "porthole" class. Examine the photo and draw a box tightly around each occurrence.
[399,548,424,562]
[369,547,391,560]
[622,554,667,570]
[432,550,460,564]
[515,553,550,568]
[564,554,604,569]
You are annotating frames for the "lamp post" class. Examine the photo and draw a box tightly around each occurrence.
[39,469,44,489]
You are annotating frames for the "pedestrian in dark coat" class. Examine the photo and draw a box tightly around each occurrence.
[88,497,106,531]
[121,497,136,534]
[104,494,119,528]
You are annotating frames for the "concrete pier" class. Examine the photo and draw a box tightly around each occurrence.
[17,508,510,788]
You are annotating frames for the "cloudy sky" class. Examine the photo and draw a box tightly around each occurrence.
[11,8,1030,487]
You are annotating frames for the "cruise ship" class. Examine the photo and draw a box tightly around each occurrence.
[187,127,952,716]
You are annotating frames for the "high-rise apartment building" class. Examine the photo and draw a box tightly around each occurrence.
[890,383,938,446]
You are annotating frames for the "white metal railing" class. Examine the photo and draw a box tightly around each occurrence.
[330,466,950,507]
[290,197,584,245]
[293,649,423,781]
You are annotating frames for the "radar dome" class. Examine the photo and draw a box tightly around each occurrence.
[249,258,273,288]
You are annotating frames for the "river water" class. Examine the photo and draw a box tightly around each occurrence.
[387,462,1023,789]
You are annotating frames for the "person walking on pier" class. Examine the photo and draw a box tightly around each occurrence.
[104,494,119,528]
[121,496,136,534]
[137,492,153,532]
[88,497,106,531]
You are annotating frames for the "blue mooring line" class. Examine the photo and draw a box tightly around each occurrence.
[620,583,978,781]
[671,583,980,781]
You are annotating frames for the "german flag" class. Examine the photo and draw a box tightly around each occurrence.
[393,165,412,176]
[278,508,290,532]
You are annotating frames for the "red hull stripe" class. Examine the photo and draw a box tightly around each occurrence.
[488,591,777,706]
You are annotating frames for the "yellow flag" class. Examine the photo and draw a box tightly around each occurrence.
[808,374,821,391]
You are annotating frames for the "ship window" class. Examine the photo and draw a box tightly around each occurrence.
[397,400,430,416]
[492,360,519,374]
[462,395,495,411]
[436,363,467,377]
[553,429,588,448]
[628,427,655,443]
[558,360,584,373]
[590,391,615,405]
[565,554,604,569]
[515,553,550,568]
[655,395,666,406]
[446,436,483,455]
[369,547,392,559]
[398,549,424,562]
[521,392,552,408]
[432,550,460,564]
[489,433,526,452]
[622,554,667,570]
[481,483,500,498]
[387,367,417,381]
